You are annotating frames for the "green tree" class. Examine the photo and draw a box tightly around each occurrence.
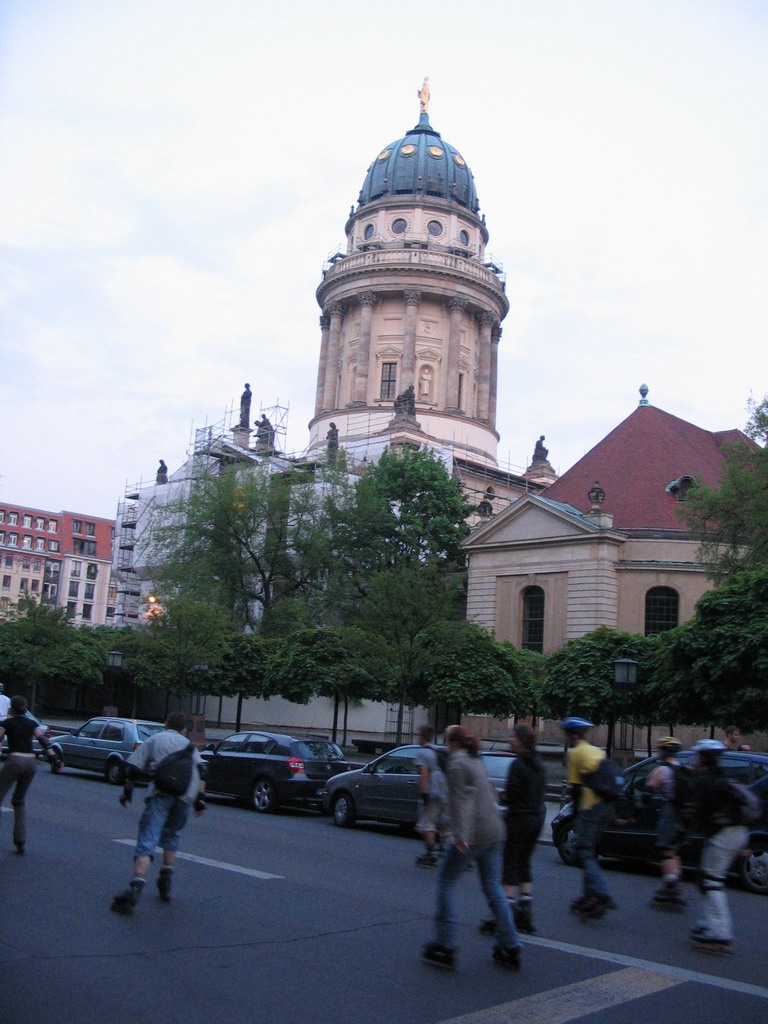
[330,447,472,589]
[211,632,280,730]
[645,568,768,731]
[680,395,768,582]
[0,596,73,713]
[417,621,532,720]
[129,597,231,709]
[264,626,391,743]
[352,564,463,741]
[153,461,349,633]
[538,626,654,726]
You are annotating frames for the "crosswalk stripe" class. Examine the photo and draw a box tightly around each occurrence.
[437,967,682,1024]
[112,839,284,879]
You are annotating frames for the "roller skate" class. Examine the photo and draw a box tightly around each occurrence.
[690,934,732,956]
[421,943,456,969]
[110,879,144,915]
[571,894,607,921]
[649,882,686,912]
[514,896,536,934]
[157,867,173,902]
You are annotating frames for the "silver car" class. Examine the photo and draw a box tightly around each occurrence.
[322,744,514,828]
[50,717,164,785]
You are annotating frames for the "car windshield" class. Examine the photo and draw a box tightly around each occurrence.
[480,754,514,779]
[294,740,344,761]
[137,723,163,740]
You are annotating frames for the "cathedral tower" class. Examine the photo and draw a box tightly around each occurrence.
[308,85,509,475]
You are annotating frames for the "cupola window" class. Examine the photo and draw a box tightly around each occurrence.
[391,218,407,235]
[459,229,470,246]
[427,220,443,237]
[363,224,375,240]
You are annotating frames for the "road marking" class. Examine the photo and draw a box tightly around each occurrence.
[437,967,682,1024]
[522,935,768,1000]
[113,840,284,879]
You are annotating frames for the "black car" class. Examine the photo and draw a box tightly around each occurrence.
[551,749,768,894]
[201,731,349,812]
[322,744,515,828]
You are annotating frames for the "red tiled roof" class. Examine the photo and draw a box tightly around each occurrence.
[543,405,752,533]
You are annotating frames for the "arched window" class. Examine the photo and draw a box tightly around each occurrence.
[645,586,679,635]
[522,586,545,653]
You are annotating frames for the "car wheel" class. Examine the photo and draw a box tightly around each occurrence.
[105,760,125,786]
[556,822,579,867]
[331,792,356,828]
[251,778,279,813]
[738,841,768,895]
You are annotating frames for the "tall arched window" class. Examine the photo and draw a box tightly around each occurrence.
[522,586,545,653]
[645,586,679,635]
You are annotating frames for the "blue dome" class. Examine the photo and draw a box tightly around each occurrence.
[357,114,479,213]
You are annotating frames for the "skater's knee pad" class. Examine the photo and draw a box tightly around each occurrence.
[699,871,724,894]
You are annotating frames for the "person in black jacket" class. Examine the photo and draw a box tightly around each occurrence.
[0,695,58,853]
[689,739,749,953]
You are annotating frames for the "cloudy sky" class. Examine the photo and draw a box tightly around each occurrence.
[2,0,766,519]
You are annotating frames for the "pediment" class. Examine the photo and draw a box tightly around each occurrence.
[465,495,604,549]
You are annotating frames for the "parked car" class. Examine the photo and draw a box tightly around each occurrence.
[201,731,349,812]
[551,749,768,894]
[49,717,164,785]
[322,744,515,828]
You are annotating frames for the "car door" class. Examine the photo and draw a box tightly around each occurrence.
[62,718,108,770]
[361,748,420,822]
[93,720,127,773]
[598,758,661,860]
[203,733,250,796]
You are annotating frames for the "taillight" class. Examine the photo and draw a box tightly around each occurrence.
[286,756,304,774]
[132,742,140,751]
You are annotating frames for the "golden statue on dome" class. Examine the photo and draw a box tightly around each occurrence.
[417,76,430,115]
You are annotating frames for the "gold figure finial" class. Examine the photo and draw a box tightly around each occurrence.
[417,76,430,115]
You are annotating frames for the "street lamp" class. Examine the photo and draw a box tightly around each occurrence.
[609,658,639,765]
[104,649,123,716]
[190,663,209,744]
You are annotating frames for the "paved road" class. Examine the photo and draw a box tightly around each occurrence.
[1,766,767,1024]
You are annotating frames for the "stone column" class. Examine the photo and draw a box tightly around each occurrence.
[351,291,375,405]
[476,311,496,422]
[322,303,344,411]
[445,296,467,411]
[315,314,330,415]
[489,324,501,429]
[401,289,421,393]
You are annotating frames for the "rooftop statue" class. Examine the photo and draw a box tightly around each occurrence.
[417,76,430,115]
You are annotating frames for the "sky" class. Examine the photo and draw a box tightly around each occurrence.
[1,0,767,519]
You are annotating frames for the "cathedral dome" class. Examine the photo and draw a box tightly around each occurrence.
[357,113,479,213]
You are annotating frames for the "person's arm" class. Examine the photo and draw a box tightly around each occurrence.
[418,764,430,802]
[33,724,59,764]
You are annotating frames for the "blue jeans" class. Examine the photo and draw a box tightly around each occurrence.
[134,792,190,859]
[574,801,615,898]
[434,840,520,950]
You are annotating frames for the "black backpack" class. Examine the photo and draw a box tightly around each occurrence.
[583,758,624,803]
[154,743,196,796]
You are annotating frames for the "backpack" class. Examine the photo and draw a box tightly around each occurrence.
[154,743,196,796]
[727,781,763,825]
[583,757,624,803]
[671,762,695,813]
[435,745,449,775]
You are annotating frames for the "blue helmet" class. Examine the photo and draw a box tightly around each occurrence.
[692,739,726,753]
[560,716,594,732]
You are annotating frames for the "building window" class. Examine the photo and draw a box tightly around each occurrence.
[68,581,79,598]
[522,586,545,653]
[84,583,95,601]
[35,517,45,530]
[0,511,4,523]
[32,559,41,572]
[22,557,30,570]
[8,534,18,547]
[48,540,59,553]
[8,513,18,526]
[35,537,45,551]
[457,373,464,410]
[46,583,58,599]
[0,531,4,544]
[66,602,77,617]
[5,555,13,567]
[20,578,28,591]
[645,587,679,635]
[73,539,96,555]
[86,563,98,580]
[81,603,92,621]
[31,579,40,593]
[2,576,10,590]
[85,522,95,536]
[380,362,398,400]
[71,561,81,577]
[22,536,32,549]
[391,218,407,235]
[106,606,115,618]
[47,520,57,532]
[72,520,82,534]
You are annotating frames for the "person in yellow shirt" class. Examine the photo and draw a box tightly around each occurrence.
[562,717,617,919]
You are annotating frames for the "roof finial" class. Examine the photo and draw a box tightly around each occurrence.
[639,383,649,406]
[417,76,430,116]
